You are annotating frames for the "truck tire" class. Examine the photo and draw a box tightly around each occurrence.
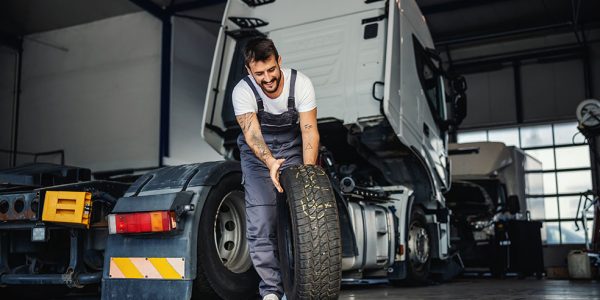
[192,173,259,300]
[278,165,342,300]
[406,207,431,284]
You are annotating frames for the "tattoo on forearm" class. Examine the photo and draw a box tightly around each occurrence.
[236,113,254,133]
[236,113,274,166]
[303,124,313,130]
[250,133,273,165]
[305,143,313,150]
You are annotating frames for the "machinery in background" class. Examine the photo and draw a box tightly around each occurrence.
[445,142,544,277]
[570,98,600,279]
[576,98,600,253]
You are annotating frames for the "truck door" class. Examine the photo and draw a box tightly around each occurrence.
[382,0,449,189]
[413,37,449,189]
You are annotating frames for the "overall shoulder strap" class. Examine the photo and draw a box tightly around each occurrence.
[287,69,297,110]
[242,76,264,112]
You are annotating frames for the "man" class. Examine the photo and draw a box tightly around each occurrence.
[233,37,319,300]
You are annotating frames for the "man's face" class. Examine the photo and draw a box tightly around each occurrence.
[246,54,282,94]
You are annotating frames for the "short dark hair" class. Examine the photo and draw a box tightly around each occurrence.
[244,37,279,68]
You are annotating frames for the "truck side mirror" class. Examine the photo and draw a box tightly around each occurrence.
[454,92,467,124]
[449,76,467,126]
[452,76,467,94]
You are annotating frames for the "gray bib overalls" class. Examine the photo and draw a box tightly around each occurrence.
[237,69,303,298]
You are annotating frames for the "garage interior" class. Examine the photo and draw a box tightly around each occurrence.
[1,0,599,299]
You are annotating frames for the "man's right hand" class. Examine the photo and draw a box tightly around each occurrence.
[267,157,285,193]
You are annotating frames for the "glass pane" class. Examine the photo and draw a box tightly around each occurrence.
[543,173,557,194]
[521,125,553,148]
[525,154,543,171]
[559,196,584,219]
[555,146,590,169]
[554,121,585,145]
[525,149,554,170]
[544,197,559,219]
[526,197,545,220]
[488,128,519,147]
[556,170,592,194]
[525,173,544,195]
[560,221,586,244]
[457,131,487,143]
[544,221,560,244]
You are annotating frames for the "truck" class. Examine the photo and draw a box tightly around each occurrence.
[445,142,544,276]
[0,0,467,299]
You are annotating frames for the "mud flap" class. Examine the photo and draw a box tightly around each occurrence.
[429,253,464,282]
[102,279,192,300]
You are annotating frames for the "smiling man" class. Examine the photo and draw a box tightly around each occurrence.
[233,37,319,300]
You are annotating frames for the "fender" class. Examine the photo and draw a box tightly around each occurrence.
[101,161,241,300]
[386,191,414,281]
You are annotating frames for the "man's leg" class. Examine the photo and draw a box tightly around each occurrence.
[243,171,283,298]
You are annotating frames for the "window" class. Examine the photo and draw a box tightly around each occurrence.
[458,121,593,245]
[413,36,445,123]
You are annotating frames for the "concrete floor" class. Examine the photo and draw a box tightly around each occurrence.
[55,278,599,299]
[339,278,600,300]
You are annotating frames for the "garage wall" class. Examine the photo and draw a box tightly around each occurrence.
[17,12,162,172]
[0,46,17,169]
[461,68,516,126]
[166,13,223,165]
[450,29,600,129]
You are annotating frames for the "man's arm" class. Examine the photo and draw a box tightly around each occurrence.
[236,112,285,192]
[299,108,319,165]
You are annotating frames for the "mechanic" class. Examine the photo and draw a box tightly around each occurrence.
[232,37,319,300]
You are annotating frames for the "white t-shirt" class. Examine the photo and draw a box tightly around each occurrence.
[232,68,316,116]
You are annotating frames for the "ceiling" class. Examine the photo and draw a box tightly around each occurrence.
[418,0,600,47]
[1,0,599,49]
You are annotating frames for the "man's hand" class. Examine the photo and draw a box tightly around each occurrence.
[267,157,285,193]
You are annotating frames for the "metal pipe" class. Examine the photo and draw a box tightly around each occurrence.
[173,14,221,24]
[159,16,173,166]
[0,272,102,285]
[513,61,523,124]
[11,38,23,168]
[76,272,103,284]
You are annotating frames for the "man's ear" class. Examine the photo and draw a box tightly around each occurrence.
[245,65,251,75]
[277,55,282,66]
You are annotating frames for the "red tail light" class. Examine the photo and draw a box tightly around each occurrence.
[108,211,177,234]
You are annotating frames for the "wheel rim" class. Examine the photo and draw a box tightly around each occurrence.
[408,221,430,266]
[213,190,252,274]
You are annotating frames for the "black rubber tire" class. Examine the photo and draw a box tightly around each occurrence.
[406,207,432,284]
[192,173,259,300]
[278,165,342,300]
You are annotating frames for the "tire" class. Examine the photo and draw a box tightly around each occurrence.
[406,207,432,284]
[278,165,342,300]
[192,173,259,300]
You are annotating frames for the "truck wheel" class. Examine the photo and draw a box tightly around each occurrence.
[193,173,259,299]
[406,207,431,284]
[278,165,342,300]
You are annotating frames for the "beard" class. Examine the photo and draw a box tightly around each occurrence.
[258,69,282,94]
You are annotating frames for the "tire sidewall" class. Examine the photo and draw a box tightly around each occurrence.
[194,173,259,299]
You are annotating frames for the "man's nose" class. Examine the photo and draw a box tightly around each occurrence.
[264,73,272,82]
